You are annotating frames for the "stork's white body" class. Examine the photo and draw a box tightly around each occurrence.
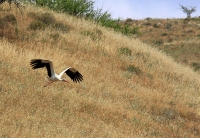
[46,67,71,81]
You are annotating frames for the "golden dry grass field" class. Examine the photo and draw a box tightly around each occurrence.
[0,3,200,138]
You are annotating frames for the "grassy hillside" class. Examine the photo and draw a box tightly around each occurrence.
[0,3,200,137]
[123,17,200,70]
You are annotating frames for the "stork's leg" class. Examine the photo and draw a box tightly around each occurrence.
[44,81,53,87]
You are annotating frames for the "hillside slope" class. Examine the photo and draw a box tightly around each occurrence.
[123,17,200,69]
[0,3,200,137]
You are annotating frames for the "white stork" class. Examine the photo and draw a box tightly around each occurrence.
[30,59,83,87]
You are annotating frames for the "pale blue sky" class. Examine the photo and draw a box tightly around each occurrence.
[94,0,200,19]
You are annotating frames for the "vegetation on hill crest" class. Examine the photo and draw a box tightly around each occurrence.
[121,17,200,71]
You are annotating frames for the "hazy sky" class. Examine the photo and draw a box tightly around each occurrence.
[94,0,200,19]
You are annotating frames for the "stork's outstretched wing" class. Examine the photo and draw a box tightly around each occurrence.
[59,67,83,83]
[30,59,55,77]
[66,67,83,83]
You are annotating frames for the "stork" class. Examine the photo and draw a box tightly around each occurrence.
[30,59,83,87]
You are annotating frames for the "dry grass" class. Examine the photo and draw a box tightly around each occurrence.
[0,3,200,137]
[125,17,200,69]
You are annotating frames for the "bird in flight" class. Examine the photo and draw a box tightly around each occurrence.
[30,59,83,87]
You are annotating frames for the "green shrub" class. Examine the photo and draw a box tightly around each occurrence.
[126,65,141,75]
[161,108,178,120]
[29,20,46,30]
[145,17,152,20]
[120,25,140,36]
[36,0,95,17]
[50,33,60,41]
[0,15,17,39]
[153,23,159,28]
[82,31,95,39]
[161,33,168,36]
[35,0,55,7]
[91,9,119,29]
[37,13,56,26]
[35,0,140,36]
[186,30,194,33]
[125,18,133,25]
[118,47,132,56]
[0,17,6,29]
[183,18,190,23]
[53,22,70,33]
[95,29,103,36]
[125,18,133,22]
[28,12,70,32]
[3,14,17,24]
[28,12,56,26]
[145,22,151,26]
[174,21,178,24]
[154,39,164,45]
[165,23,172,29]
[0,18,5,37]
[81,29,102,41]
[192,62,200,71]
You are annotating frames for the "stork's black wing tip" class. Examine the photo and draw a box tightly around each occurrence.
[73,72,83,83]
